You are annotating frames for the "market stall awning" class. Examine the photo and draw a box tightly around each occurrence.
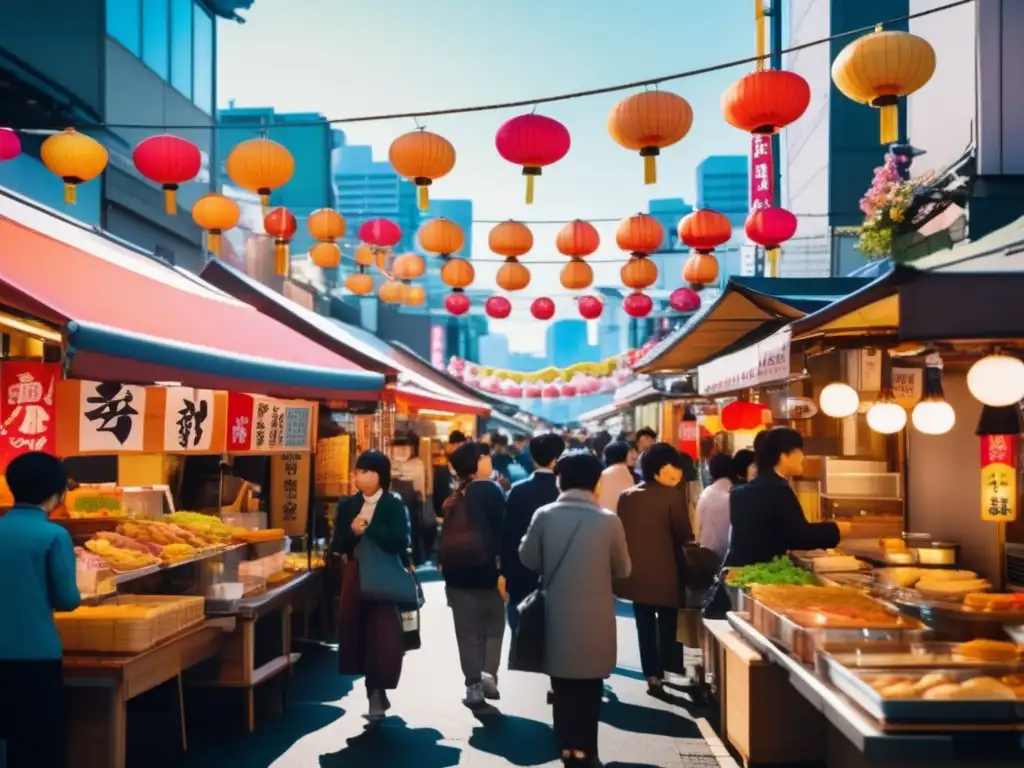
[200,260,490,415]
[634,280,861,374]
[0,190,384,401]
[483,410,534,437]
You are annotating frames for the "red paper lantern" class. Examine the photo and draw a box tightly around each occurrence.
[524,384,543,398]
[678,209,732,253]
[531,297,555,320]
[542,384,561,399]
[669,287,702,313]
[0,128,21,161]
[721,401,773,431]
[561,384,578,397]
[485,295,512,319]
[495,114,571,204]
[445,292,471,316]
[358,218,402,248]
[745,207,798,248]
[721,70,811,134]
[264,207,297,277]
[578,295,603,320]
[132,134,202,216]
[623,292,653,318]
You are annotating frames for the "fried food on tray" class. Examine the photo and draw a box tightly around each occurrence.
[84,538,160,572]
[963,593,1024,612]
[749,585,918,628]
[953,639,1023,664]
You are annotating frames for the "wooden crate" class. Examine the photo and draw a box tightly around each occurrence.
[57,595,205,653]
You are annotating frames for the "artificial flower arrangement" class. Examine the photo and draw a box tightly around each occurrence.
[855,153,934,260]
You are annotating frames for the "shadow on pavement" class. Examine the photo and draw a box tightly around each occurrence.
[319,717,461,767]
[467,709,560,765]
[600,690,702,739]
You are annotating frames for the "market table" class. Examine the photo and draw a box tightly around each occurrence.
[708,613,1024,768]
[195,572,314,732]
[63,623,221,768]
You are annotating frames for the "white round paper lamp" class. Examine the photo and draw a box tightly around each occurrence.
[819,382,860,418]
[911,399,956,435]
[967,354,1024,407]
[867,395,907,434]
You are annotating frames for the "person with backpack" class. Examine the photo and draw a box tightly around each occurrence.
[518,450,632,768]
[440,441,506,708]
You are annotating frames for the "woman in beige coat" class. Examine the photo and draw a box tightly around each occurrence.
[519,450,631,768]
[615,443,694,693]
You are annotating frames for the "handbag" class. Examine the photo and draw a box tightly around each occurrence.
[681,543,723,591]
[356,535,418,605]
[508,519,584,674]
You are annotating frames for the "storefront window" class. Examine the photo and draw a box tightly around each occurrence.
[192,4,214,114]
[107,0,142,56]
[142,0,170,79]
[170,0,193,98]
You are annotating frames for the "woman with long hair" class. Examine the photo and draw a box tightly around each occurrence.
[333,450,411,721]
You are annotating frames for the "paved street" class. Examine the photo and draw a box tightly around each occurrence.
[184,568,736,767]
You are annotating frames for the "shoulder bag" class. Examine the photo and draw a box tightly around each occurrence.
[356,534,418,606]
[508,518,584,674]
[439,488,491,570]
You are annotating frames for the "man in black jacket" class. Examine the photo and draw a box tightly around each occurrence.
[500,432,566,634]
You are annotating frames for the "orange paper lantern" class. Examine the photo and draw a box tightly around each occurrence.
[560,260,594,291]
[307,208,345,242]
[683,252,720,287]
[345,273,374,296]
[354,244,375,267]
[310,242,341,269]
[496,261,531,292]
[556,220,600,259]
[389,129,456,210]
[608,91,693,184]
[191,193,240,256]
[621,256,658,290]
[40,128,109,205]
[488,220,534,258]
[418,217,465,256]
[393,252,426,281]
[404,285,426,307]
[616,214,664,255]
[441,257,475,289]
[678,209,732,253]
[379,280,405,304]
[721,70,811,134]
[225,137,295,209]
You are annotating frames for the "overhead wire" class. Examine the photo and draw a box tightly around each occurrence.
[10,0,973,132]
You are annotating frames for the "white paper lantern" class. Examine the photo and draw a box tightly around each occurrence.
[867,397,907,434]
[819,382,860,418]
[967,354,1024,407]
[911,400,956,435]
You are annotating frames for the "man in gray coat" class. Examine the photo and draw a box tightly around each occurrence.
[519,450,632,768]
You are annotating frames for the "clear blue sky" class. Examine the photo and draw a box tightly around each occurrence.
[218,0,757,349]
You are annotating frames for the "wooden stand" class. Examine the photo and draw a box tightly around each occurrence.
[193,574,310,732]
[63,624,221,768]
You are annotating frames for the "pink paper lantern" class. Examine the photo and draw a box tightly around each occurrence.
[623,292,653,318]
[507,384,524,398]
[0,128,21,162]
[358,218,402,249]
[541,384,560,399]
[577,294,603,320]
[524,384,543,398]
[445,292,471,316]
[531,297,555,321]
[485,295,512,319]
[561,384,578,397]
[669,287,701,313]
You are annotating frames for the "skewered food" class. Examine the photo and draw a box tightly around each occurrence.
[84,538,160,572]
[159,543,197,564]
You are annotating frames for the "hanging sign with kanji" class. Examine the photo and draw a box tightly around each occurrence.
[226,393,315,453]
[0,362,60,467]
[980,435,1019,523]
[163,387,215,452]
[78,381,147,452]
[269,452,311,536]
[750,135,774,211]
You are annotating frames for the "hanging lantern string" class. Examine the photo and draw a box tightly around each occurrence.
[14,0,969,132]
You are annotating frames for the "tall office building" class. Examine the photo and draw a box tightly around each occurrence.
[546,319,600,369]
[218,106,335,254]
[477,334,511,370]
[696,156,748,220]
[647,198,692,290]
[332,133,419,254]
[0,0,238,271]
[783,0,908,276]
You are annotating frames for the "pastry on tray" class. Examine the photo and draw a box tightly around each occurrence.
[953,639,1023,664]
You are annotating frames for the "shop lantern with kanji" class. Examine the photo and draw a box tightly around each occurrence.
[495,113,571,204]
[980,434,1019,523]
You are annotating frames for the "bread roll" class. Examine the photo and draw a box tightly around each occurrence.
[922,683,967,700]
[954,639,1022,663]
[880,681,919,699]
[869,675,910,691]
[913,672,953,693]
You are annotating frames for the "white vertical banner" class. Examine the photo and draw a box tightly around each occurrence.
[164,387,215,452]
[79,381,147,452]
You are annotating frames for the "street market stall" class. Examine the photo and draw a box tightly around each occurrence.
[0,190,386,767]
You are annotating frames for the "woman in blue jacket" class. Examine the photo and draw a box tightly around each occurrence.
[0,452,81,768]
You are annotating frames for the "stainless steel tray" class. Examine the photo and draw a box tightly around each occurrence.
[819,659,1023,723]
[750,600,930,664]
[817,641,1024,671]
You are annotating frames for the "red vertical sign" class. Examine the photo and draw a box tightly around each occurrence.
[750,135,774,211]
[226,393,255,451]
[0,362,60,467]
[430,324,447,370]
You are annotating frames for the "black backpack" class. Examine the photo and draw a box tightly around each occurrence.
[439,489,490,570]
